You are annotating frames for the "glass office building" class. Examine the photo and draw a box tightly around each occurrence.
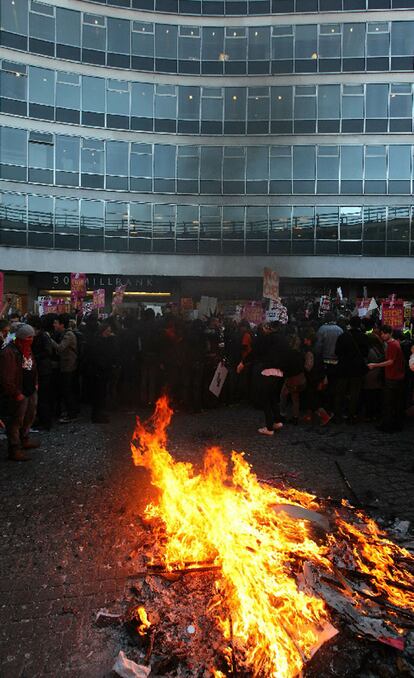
[1,0,414,288]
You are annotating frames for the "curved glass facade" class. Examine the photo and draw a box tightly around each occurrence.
[2,3,414,75]
[0,0,413,263]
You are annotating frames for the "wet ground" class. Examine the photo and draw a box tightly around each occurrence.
[0,405,413,677]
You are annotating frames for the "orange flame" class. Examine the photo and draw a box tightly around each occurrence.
[131,396,413,677]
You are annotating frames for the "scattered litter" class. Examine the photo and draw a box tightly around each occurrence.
[95,608,122,627]
[112,651,151,678]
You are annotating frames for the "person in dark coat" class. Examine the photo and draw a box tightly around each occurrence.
[238,322,290,436]
[0,323,39,461]
[31,316,54,430]
[88,321,119,423]
[334,316,369,423]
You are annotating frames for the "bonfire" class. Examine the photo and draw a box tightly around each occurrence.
[123,396,414,678]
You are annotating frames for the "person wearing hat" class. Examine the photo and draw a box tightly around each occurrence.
[0,323,39,461]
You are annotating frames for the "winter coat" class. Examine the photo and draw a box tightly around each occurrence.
[0,342,38,401]
[50,329,78,373]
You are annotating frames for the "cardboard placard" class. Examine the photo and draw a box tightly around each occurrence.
[209,361,228,398]
[381,299,404,330]
[263,268,280,301]
[93,289,105,309]
[70,272,87,298]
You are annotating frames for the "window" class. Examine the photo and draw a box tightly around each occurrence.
[153,203,175,251]
[389,145,411,193]
[0,127,27,168]
[201,87,223,121]
[155,84,177,118]
[340,145,363,192]
[82,14,106,51]
[343,23,365,60]
[248,88,269,120]
[107,18,130,55]
[225,88,246,120]
[178,26,200,61]
[132,22,154,58]
[293,146,315,193]
[0,0,28,34]
[367,22,389,57]
[177,146,199,192]
[223,147,245,187]
[130,143,152,191]
[131,82,154,118]
[317,146,339,193]
[28,131,53,169]
[292,207,314,253]
[28,195,53,242]
[178,87,199,119]
[316,206,338,239]
[105,202,129,242]
[248,27,270,61]
[200,147,222,192]
[318,85,340,119]
[29,67,54,106]
[225,27,247,62]
[319,24,341,59]
[342,84,364,119]
[340,206,362,240]
[201,27,224,61]
[56,72,80,110]
[0,192,27,233]
[29,1,55,42]
[246,205,268,241]
[129,202,152,248]
[107,79,130,116]
[272,25,293,60]
[80,199,104,249]
[54,200,79,247]
[81,139,104,187]
[0,62,27,102]
[269,206,291,240]
[365,146,387,194]
[176,204,198,252]
[55,136,79,173]
[155,25,178,60]
[391,22,414,56]
[56,8,80,47]
[295,25,317,60]
[106,141,129,185]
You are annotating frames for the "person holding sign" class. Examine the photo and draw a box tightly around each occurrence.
[367,326,405,432]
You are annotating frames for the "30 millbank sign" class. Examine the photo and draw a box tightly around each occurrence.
[34,273,176,293]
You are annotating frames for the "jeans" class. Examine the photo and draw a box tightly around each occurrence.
[6,392,37,453]
[261,375,283,431]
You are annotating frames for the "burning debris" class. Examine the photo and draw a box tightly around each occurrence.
[107,397,414,678]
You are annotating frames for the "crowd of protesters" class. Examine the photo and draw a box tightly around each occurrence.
[0,300,413,460]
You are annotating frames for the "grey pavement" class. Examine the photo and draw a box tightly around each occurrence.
[0,405,413,677]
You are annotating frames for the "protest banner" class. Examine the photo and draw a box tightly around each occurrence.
[0,272,3,306]
[242,302,265,326]
[263,268,279,301]
[404,302,411,321]
[70,273,87,299]
[266,299,288,324]
[381,299,404,330]
[318,295,331,317]
[113,284,127,308]
[209,361,228,398]
[93,289,105,310]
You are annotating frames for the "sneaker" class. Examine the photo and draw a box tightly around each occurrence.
[318,410,333,427]
[258,427,274,436]
[273,422,284,431]
[59,416,77,424]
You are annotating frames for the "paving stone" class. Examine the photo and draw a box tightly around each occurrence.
[0,407,413,674]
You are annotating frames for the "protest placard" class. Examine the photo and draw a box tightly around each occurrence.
[93,289,105,309]
[209,361,228,398]
[263,268,279,301]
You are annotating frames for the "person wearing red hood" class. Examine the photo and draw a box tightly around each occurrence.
[0,323,39,461]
